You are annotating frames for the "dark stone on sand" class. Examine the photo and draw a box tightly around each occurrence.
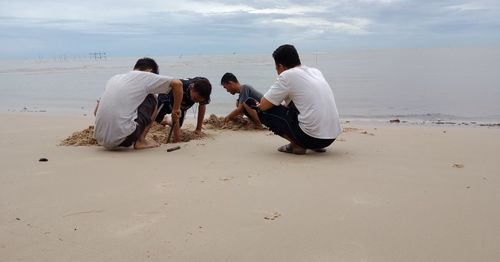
[390,119,401,123]
[435,120,456,125]
[479,123,500,127]
[39,158,48,162]
[16,218,20,221]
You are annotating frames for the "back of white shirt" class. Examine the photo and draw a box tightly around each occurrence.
[263,66,342,139]
[95,71,173,149]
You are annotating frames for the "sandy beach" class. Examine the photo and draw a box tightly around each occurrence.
[1,114,499,261]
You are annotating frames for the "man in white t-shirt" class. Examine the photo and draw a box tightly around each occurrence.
[252,44,342,155]
[94,58,183,150]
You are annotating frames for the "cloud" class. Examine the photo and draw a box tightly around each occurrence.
[272,17,372,35]
[447,3,487,12]
[358,0,400,3]
[333,18,372,34]
[272,17,334,28]
[0,0,499,58]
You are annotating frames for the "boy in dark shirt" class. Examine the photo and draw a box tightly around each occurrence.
[155,77,211,142]
[220,72,263,128]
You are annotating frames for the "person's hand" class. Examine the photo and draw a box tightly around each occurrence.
[172,109,181,123]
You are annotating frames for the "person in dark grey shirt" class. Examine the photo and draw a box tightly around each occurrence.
[220,72,263,128]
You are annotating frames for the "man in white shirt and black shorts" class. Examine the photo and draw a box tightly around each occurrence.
[94,58,183,150]
[252,44,342,155]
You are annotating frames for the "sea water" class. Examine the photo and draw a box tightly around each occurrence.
[0,47,499,122]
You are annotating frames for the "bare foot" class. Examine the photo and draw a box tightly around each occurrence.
[134,139,159,150]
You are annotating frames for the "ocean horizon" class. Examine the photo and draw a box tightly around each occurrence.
[1,47,499,123]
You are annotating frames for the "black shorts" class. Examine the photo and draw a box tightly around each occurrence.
[119,94,157,147]
[257,105,335,150]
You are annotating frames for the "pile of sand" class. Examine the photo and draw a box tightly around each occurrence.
[60,126,98,146]
[61,123,205,146]
[147,123,207,143]
[203,114,257,130]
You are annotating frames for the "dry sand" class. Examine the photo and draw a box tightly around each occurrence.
[61,114,261,147]
[61,123,207,146]
[204,114,261,130]
[1,114,500,261]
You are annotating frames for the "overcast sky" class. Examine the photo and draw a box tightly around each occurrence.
[1,0,499,58]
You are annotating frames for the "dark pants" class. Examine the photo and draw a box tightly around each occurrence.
[119,94,157,147]
[258,105,335,150]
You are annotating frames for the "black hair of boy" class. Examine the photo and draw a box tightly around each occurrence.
[193,78,212,100]
[272,45,301,68]
[133,57,159,74]
[221,72,238,85]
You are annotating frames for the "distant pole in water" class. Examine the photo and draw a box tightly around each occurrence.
[88,52,107,61]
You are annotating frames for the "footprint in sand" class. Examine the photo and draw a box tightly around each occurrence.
[452,163,464,168]
[219,177,234,182]
[343,127,360,132]
[360,131,375,136]
[264,212,281,221]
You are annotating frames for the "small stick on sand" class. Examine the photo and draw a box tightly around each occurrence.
[167,146,181,152]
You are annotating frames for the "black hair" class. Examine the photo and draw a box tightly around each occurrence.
[133,57,159,74]
[220,72,238,85]
[272,44,301,69]
[193,79,212,101]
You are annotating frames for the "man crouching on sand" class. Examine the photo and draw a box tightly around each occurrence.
[220,72,263,129]
[94,57,183,150]
[253,44,342,155]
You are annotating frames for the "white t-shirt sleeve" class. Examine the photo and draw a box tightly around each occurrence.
[263,75,290,106]
[144,74,174,94]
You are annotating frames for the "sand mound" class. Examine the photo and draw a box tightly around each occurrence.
[203,114,257,130]
[61,123,205,146]
[147,123,207,143]
[60,126,98,146]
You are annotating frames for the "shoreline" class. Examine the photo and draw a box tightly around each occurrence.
[2,111,499,129]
